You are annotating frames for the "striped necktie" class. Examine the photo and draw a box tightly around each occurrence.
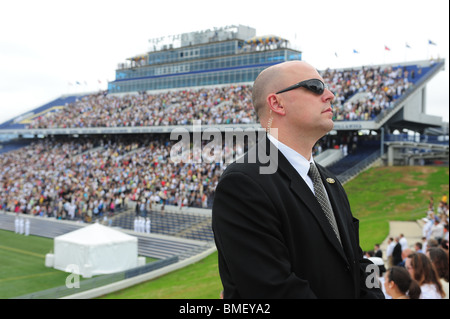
[308,162,342,245]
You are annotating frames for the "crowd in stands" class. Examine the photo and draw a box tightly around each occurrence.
[0,135,225,221]
[26,85,254,129]
[25,64,421,130]
[372,195,449,299]
[0,130,354,219]
[322,65,415,121]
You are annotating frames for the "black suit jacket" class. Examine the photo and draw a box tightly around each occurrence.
[212,136,384,299]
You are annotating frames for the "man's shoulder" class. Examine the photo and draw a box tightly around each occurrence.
[221,137,280,177]
[221,155,264,179]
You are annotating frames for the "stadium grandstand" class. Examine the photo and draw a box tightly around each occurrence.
[1,25,448,298]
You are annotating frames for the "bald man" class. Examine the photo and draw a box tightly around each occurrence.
[212,61,384,299]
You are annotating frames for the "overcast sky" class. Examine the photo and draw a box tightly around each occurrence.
[0,0,448,124]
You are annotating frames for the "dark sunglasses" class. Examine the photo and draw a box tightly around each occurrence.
[276,79,327,95]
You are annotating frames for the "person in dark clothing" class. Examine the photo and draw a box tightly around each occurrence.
[392,237,403,266]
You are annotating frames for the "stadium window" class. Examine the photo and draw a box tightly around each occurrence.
[245,70,252,82]
[233,72,240,83]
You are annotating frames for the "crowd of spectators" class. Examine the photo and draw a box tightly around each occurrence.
[25,64,423,130]
[26,85,254,129]
[322,65,415,121]
[378,195,449,299]
[0,129,352,220]
[0,135,226,222]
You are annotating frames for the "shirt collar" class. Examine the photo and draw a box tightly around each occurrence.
[267,134,315,192]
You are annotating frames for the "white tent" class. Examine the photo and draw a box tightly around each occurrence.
[53,223,138,277]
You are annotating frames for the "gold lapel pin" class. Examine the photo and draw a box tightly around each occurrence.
[326,178,335,184]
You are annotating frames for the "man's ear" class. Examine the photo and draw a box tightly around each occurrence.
[267,93,286,116]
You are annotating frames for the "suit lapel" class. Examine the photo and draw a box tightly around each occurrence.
[273,146,348,261]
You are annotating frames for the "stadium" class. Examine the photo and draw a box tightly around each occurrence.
[0,24,448,300]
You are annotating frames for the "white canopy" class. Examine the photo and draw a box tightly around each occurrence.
[53,223,138,277]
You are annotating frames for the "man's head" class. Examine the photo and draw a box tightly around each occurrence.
[252,61,335,145]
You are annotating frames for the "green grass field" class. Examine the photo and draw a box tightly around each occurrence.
[0,230,68,298]
[1,165,448,299]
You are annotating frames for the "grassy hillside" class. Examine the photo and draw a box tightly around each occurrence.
[345,166,448,250]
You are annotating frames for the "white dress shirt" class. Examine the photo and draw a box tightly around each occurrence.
[267,134,316,195]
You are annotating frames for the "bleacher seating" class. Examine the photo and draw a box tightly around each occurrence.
[112,209,213,242]
[0,139,33,155]
[327,140,381,176]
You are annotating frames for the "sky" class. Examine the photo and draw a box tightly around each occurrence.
[0,0,448,124]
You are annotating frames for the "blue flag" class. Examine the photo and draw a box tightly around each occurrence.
[428,40,437,45]
[353,49,359,54]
